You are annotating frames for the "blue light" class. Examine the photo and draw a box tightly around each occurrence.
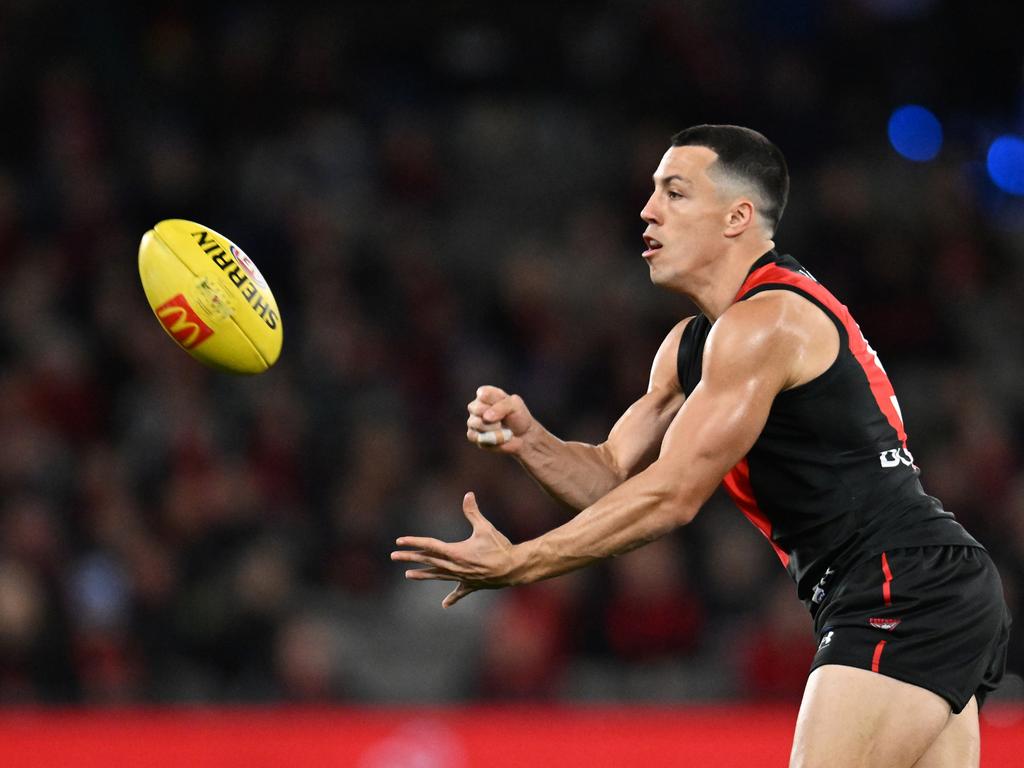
[986,135,1024,196]
[887,105,943,162]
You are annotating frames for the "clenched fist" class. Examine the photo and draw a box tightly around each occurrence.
[466,385,534,453]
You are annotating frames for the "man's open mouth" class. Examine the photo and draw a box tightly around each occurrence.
[642,235,663,256]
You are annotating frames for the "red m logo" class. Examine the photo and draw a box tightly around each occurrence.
[156,294,214,349]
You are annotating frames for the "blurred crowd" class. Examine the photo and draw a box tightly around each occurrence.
[0,1,1021,706]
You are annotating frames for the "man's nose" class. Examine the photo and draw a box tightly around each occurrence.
[640,195,659,224]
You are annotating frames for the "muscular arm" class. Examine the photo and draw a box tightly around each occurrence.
[512,300,797,583]
[469,319,690,511]
[395,294,818,605]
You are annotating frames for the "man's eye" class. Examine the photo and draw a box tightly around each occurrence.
[667,190,683,200]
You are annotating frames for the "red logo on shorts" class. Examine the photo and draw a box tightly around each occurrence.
[156,294,214,349]
[869,617,901,631]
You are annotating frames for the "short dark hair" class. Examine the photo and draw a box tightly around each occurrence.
[671,125,789,234]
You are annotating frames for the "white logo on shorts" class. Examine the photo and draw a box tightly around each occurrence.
[818,630,834,651]
[879,446,914,468]
[812,567,836,605]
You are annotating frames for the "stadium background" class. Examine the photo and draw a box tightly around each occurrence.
[0,0,1022,763]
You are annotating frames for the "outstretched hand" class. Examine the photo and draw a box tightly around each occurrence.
[391,492,521,608]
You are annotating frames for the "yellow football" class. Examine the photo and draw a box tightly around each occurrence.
[138,219,283,374]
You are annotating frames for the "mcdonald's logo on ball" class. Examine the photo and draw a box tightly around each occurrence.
[155,294,214,349]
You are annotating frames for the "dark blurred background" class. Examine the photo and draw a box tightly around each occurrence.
[0,0,1021,707]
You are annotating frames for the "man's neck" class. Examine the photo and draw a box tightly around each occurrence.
[689,240,775,321]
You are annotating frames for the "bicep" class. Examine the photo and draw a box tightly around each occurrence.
[655,376,773,510]
[651,307,795,517]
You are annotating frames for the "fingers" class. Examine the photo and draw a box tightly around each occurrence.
[467,414,513,438]
[467,414,509,433]
[474,428,513,446]
[466,386,508,417]
[467,387,527,451]
[462,491,487,528]
[467,389,520,423]
[401,565,480,609]
[393,491,493,610]
[467,425,514,449]
[404,567,460,582]
[475,385,508,404]
[479,394,522,424]
[391,549,459,572]
[393,536,453,555]
[443,583,478,609]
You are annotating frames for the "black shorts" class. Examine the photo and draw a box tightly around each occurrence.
[810,545,1011,714]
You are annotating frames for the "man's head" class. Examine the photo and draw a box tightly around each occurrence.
[671,124,789,235]
[640,125,788,291]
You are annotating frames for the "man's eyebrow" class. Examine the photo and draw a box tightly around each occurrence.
[653,174,693,187]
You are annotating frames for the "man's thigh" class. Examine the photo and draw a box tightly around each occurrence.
[913,696,979,768]
[790,664,953,768]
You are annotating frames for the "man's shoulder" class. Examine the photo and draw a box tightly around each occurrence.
[705,300,800,369]
[710,292,840,391]
[719,290,807,334]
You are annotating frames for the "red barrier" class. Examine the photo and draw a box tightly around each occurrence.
[1,705,1022,767]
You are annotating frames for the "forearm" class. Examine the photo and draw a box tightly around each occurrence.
[515,425,627,511]
[510,463,696,585]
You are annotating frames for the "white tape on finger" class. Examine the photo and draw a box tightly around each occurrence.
[477,428,513,446]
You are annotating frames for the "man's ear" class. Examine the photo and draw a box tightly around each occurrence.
[724,200,756,238]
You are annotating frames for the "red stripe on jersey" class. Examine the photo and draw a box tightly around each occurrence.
[734,264,908,445]
[871,639,887,673]
[723,458,790,567]
[881,552,893,606]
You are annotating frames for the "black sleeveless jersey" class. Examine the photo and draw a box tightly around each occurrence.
[677,251,980,604]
